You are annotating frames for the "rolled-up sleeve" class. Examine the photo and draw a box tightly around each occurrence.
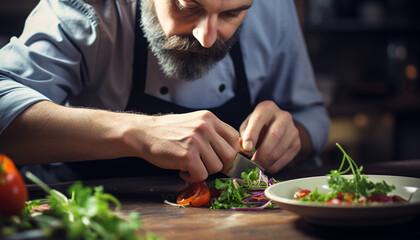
[0,0,99,133]
[0,78,50,133]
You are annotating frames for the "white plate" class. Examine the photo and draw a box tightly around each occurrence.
[264,175,420,226]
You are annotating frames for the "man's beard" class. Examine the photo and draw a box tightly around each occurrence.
[140,0,240,80]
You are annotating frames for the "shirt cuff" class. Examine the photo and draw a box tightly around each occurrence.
[0,79,51,133]
[292,105,331,156]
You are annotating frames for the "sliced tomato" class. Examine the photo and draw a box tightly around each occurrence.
[336,192,355,204]
[176,182,202,205]
[293,189,311,200]
[190,182,211,207]
[326,198,342,205]
[0,154,28,217]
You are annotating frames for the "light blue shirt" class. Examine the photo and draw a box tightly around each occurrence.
[0,0,330,158]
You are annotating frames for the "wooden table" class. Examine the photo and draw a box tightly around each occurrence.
[27,160,420,240]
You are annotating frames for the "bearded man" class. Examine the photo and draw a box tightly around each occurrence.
[0,0,330,182]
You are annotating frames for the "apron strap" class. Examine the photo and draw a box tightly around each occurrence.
[126,4,149,111]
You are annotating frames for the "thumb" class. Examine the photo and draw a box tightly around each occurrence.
[242,137,254,152]
[239,136,254,156]
[239,117,254,154]
[240,117,265,155]
[239,112,263,155]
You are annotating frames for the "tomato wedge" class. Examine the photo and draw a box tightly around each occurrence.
[176,182,201,205]
[293,189,311,200]
[0,154,28,217]
[190,182,211,207]
[176,182,211,207]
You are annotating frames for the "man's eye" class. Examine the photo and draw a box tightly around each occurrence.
[176,0,199,11]
[178,4,198,11]
[220,10,241,19]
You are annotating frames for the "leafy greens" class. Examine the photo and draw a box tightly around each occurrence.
[0,172,160,240]
[298,143,397,204]
[210,168,278,210]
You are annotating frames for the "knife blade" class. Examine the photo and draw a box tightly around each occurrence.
[222,153,265,178]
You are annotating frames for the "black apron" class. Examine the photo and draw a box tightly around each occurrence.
[65,7,253,180]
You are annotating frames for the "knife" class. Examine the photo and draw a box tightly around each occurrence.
[222,153,265,178]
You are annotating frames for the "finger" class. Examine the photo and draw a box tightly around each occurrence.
[251,116,291,167]
[198,142,224,175]
[238,137,253,156]
[179,162,208,183]
[203,113,239,168]
[196,111,239,152]
[179,171,200,183]
[239,115,250,134]
[251,126,287,168]
[207,132,237,173]
[240,107,271,153]
[266,139,300,173]
[212,116,240,152]
[254,124,300,171]
[178,151,209,182]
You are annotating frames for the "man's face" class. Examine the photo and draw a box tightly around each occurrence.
[141,0,252,80]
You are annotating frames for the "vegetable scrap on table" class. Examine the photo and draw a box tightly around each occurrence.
[167,168,279,210]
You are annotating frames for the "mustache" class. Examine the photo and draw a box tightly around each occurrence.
[163,34,227,55]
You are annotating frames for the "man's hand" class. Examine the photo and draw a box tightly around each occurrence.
[0,102,239,183]
[239,101,309,174]
[129,110,239,182]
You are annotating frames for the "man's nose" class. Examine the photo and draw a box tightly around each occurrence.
[192,14,217,48]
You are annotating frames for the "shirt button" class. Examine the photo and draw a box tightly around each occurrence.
[160,86,169,95]
[219,84,226,92]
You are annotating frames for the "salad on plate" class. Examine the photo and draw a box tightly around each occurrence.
[294,143,411,205]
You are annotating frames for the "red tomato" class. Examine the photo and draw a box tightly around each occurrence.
[176,182,211,207]
[0,154,28,217]
[190,182,211,207]
[176,182,202,205]
[294,189,311,200]
[326,198,342,205]
[336,192,355,204]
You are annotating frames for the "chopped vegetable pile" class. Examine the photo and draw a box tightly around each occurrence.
[1,172,160,240]
[294,143,409,205]
[170,168,278,210]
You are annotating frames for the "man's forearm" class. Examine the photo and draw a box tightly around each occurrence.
[0,101,142,165]
[0,100,242,182]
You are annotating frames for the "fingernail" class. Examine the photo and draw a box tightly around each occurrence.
[243,140,253,152]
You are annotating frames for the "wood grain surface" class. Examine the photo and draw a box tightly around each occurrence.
[26,160,420,240]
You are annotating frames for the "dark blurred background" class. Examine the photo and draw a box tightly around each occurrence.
[293,0,420,165]
[1,0,420,166]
